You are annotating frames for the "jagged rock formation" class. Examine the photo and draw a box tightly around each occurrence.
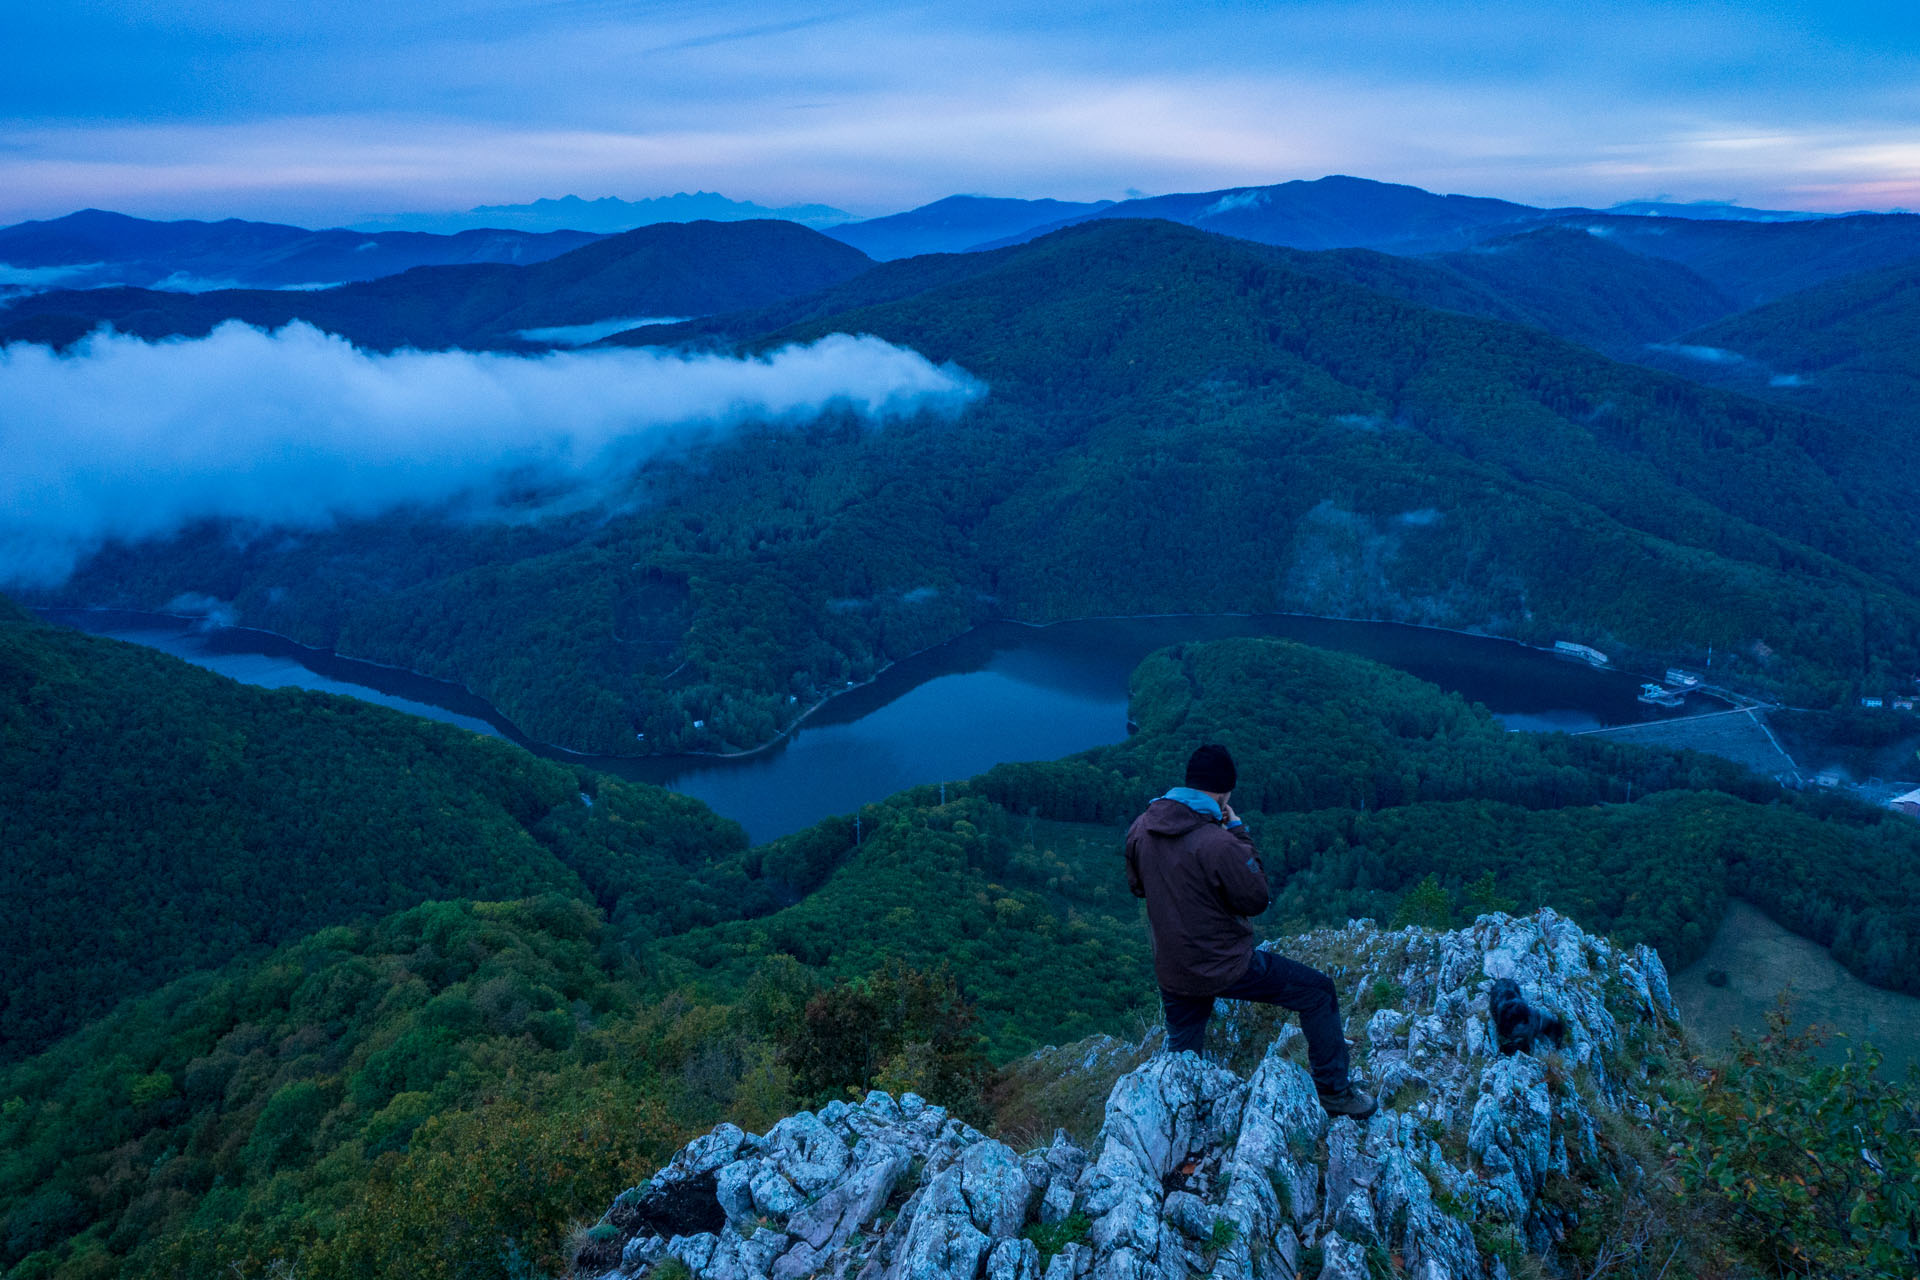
[574,910,1685,1280]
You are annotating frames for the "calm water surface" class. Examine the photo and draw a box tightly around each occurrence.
[44,610,1716,844]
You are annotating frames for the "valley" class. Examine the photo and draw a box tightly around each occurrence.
[5,603,1918,1279]
[49,607,1728,843]
[6,169,1920,1280]
[14,210,1920,762]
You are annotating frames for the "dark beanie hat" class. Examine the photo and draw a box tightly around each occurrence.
[1185,743,1237,793]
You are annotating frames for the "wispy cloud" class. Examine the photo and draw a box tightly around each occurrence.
[2,0,1917,222]
[644,13,842,55]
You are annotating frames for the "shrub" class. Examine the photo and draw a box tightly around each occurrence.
[1670,1009,1920,1279]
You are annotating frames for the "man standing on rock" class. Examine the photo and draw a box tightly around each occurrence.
[1125,744,1376,1118]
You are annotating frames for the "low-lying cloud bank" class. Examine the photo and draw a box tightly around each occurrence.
[0,320,982,585]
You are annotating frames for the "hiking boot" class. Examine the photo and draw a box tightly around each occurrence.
[1318,1083,1377,1120]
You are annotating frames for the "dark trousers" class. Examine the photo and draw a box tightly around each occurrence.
[1161,950,1350,1094]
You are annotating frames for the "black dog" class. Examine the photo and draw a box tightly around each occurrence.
[1489,978,1566,1055]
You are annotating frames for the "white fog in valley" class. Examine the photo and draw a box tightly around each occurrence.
[0,321,983,585]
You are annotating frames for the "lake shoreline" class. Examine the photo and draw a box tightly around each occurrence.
[40,604,1744,845]
[40,603,1733,766]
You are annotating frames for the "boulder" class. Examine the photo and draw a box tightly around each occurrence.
[576,911,1691,1280]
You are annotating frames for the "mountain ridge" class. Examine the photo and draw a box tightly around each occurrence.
[355,191,856,235]
[0,219,874,351]
[26,218,1920,754]
[971,174,1563,254]
[0,208,601,291]
[825,196,1117,260]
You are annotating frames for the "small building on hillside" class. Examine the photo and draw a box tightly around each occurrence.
[1665,668,1702,688]
[1891,787,1920,819]
[1861,696,1885,709]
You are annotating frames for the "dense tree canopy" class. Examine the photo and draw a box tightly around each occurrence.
[27,220,1920,756]
[0,604,746,1059]
[6,609,1920,1280]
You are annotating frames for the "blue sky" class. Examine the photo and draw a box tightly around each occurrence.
[3,0,1917,225]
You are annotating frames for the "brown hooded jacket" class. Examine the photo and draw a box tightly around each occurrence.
[1125,795,1272,997]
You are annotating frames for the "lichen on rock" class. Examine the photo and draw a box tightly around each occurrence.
[577,910,1685,1280]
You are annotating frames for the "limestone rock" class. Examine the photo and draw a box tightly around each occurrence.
[574,911,1690,1280]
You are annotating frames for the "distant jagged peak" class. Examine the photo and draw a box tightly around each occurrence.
[573,909,1686,1280]
[357,192,856,235]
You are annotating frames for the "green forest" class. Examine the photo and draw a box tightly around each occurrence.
[1662,255,1920,463]
[27,219,1920,756]
[0,600,753,1058]
[4,606,1919,1278]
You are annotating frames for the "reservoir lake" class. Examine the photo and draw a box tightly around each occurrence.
[44,610,1718,845]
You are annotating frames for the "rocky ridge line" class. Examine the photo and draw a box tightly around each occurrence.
[573,910,1685,1280]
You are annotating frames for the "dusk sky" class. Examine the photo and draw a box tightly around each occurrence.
[5,0,1918,226]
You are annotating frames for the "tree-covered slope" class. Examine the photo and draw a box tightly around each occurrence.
[665,636,1920,1027]
[1420,225,1739,350]
[0,897,710,1280]
[5,631,1919,1280]
[0,601,748,1059]
[646,226,1724,357]
[1643,256,1920,455]
[0,220,873,350]
[33,220,1920,755]
[1542,211,1920,306]
[824,195,1115,259]
[973,174,1556,253]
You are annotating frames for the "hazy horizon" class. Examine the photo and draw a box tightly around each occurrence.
[6,176,1907,236]
[5,0,1917,227]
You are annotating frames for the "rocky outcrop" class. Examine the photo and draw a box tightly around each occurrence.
[577,910,1685,1280]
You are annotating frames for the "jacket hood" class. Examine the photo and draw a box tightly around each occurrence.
[1143,794,1216,837]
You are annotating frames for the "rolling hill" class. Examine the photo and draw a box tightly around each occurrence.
[0,220,875,350]
[1644,256,1920,454]
[0,599,749,1059]
[29,219,1920,758]
[975,174,1559,252]
[0,208,599,291]
[904,177,1920,313]
[358,190,855,234]
[1419,225,1739,351]
[824,195,1115,259]
[614,222,1734,361]
[2,625,1916,1280]
[1546,211,1920,306]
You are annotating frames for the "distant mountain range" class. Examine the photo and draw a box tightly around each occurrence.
[822,196,1115,260]
[971,175,1566,253]
[0,220,873,350]
[2,178,1877,300]
[354,191,855,235]
[29,216,1920,758]
[0,209,599,292]
[1604,200,1838,222]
